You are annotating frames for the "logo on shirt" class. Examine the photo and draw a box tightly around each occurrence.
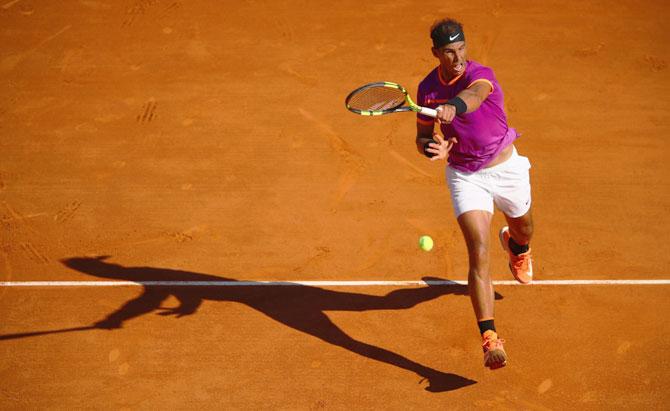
[425,98,448,106]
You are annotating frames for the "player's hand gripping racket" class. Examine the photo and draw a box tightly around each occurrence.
[345,82,438,118]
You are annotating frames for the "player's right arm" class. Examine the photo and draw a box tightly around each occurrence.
[415,81,456,160]
[417,120,458,161]
[416,120,435,155]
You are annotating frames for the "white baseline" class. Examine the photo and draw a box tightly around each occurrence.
[0,279,669,287]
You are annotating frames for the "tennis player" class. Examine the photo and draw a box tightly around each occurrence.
[416,18,534,369]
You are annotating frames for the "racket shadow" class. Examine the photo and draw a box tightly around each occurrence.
[7,256,505,392]
[0,326,95,341]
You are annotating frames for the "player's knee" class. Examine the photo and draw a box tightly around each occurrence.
[467,242,489,266]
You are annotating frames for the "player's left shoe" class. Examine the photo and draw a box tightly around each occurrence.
[482,330,507,370]
[499,226,533,284]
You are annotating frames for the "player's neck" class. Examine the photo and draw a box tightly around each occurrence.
[439,62,467,85]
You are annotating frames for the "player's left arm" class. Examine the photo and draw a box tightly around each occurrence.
[457,80,493,113]
[435,80,493,123]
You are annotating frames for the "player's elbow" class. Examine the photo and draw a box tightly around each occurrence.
[416,140,424,154]
[416,136,430,153]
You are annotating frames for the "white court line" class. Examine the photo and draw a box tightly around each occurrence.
[0,280,669,287]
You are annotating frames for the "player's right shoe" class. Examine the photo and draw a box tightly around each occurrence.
[499,226,533,284]
[482,330,507,370]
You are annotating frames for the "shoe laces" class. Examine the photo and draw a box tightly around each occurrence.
[482,333,505,352]
[510,251,531,272]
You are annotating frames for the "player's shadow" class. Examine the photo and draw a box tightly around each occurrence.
[23,256,502,392]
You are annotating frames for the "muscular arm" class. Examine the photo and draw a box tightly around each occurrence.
[415,121,435,155]
[416,120,457,161]
[457,81,492,113]
[435,80,493,123]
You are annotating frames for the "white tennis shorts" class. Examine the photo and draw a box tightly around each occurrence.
[446,147,532,218]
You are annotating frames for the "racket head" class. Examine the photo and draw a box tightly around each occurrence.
[345,82,419,116]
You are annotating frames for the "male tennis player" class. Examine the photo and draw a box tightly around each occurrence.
[415,18,534,370]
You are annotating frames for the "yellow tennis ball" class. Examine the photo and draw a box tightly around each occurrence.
[419,235,434,251]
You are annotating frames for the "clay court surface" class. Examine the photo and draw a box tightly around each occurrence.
[1,0,669,409]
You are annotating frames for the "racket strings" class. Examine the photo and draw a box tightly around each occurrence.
[347,86,406,112]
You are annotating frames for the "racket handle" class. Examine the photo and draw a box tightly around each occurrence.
[419,106,438,118]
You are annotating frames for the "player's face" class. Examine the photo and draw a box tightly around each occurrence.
[433,41,467,78]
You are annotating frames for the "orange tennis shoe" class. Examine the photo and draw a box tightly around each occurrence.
[499,226,533,284]
[482,330,507,370]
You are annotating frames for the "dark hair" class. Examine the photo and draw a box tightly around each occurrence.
[430,18,465,47]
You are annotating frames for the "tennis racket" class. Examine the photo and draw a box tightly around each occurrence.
[345,82,438,118]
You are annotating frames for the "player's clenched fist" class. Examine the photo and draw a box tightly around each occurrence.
[435,104,457,124]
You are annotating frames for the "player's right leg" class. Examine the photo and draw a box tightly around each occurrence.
[456,210,494,322]
[448,165,508,369]
[457,210,507,370]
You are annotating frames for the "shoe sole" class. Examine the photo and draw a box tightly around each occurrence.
[484,348,507,370]
[488,363,506,370]
[487,360,507,370]
[498,227,532,284]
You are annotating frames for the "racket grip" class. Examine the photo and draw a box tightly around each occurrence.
[419,107,438,118]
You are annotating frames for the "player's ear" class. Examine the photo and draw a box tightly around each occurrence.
[431,47,439,58]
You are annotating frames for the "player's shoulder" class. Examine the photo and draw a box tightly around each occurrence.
[465,60,496,80]
[418,66,440,91]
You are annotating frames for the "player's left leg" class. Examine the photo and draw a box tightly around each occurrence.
[505,208,533,245]
[492,148,534,283]
[499,208,534,283]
